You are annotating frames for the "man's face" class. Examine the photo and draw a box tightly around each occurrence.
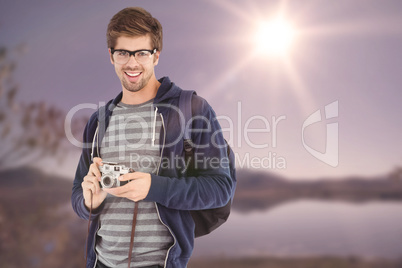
[109,35,160,93]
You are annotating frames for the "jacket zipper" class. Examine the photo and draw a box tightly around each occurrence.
[155,112,176,268]
[156,112,166,175]
[92,220,101,268]
[92,130,101,268]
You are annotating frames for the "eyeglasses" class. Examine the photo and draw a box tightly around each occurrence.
[110,48,157,64]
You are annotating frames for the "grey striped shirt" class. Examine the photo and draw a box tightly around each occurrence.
[96,100,173,267]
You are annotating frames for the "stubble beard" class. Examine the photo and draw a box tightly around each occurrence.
[122,78,145,93]
[121,69,152,93]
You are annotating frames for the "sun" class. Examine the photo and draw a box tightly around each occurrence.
[254,17,295,57]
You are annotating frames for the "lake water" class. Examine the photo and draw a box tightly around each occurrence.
[193,199,402,259]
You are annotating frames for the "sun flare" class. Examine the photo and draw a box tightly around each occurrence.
[254,18,295,56]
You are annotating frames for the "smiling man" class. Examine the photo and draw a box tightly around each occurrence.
[71,7,236,268]
[110,35,160,102]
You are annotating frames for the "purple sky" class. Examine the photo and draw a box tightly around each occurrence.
[2,0,402,179]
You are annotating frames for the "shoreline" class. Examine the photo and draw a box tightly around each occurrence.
[188,256,402,268]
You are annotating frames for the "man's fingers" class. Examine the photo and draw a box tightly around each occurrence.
[118,174,130,181]
[83,175,101,194]
[104,183,128,196]
[87,157,103,177]
[104,185,141,201]
[104,173,150,202]
[82,180,96,194]
[84,158,104,193]
[119,172,146,181]
[89,163,102,178]
[93,157,103,166]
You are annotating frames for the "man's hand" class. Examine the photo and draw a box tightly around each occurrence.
[103,172,151,202]
[81,157,107,210]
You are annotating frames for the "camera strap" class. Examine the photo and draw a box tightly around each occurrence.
[127,202,139,268]
[85,195,139,268]
[85,192,93,267]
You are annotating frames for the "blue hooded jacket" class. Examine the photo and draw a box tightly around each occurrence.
[71,77,236,268]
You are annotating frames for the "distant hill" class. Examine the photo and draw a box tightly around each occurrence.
[233,169,402,212]
[2,166,401,215]
[0,167,72,214]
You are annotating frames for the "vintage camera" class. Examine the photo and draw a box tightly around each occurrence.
[99,162,134,189]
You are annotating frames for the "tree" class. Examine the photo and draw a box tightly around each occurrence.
[0,44,86,170]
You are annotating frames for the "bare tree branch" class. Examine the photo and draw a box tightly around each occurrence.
[0,43,88,170]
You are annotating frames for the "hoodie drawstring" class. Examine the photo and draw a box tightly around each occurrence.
[91,123,99,161]
[152,107,158,146]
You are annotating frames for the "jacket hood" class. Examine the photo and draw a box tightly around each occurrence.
[155,76,181,104]
[154,76,182,114]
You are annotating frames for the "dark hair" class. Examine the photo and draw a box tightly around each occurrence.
[106,7,163,51]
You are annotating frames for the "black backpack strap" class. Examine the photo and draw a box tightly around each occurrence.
[179,90,196,175]
[178,90,233,238]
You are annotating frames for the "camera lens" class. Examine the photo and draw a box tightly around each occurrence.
[101,175,114,188]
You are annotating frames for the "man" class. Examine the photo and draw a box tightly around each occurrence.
[71,7,235,268]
